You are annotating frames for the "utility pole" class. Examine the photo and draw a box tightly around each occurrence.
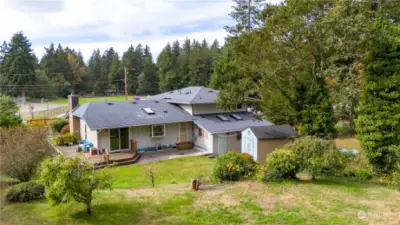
[124,67,128,100]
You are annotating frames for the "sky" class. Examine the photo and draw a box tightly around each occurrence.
[0,0,280,61]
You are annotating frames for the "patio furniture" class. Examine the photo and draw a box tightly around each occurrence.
[176,141,193,150]
[78,140,93,152]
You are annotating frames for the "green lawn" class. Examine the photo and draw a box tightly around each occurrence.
[1,156,399,225]
[49,95,139,105]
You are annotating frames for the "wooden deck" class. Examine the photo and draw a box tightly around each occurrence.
[86,150,141,169]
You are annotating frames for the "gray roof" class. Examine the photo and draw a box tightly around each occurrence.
[146,86,219,104]
[73,100,193,130]
[249,125,298,140]
[193,112,273,134]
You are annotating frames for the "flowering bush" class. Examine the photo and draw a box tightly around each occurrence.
[212,151,256,182]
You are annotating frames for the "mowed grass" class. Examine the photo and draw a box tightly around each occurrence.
[1,156,400,225]
[108,156,216,188]
[335,137,362,151]
[49,95,139,105]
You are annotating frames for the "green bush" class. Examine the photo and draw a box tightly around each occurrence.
[52,136,64,146]
[5,181,45,203]
[263,148,299,182]
[212,151,256,182]
[353,168,376,181]
[51,119,68,133]
[61,133,79,144]
[52,133,79,146]
[334,123,355,137]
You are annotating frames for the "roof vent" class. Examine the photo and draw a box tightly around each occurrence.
[154,100,159,103]
[208,90,213,93]
[163,97,171,100]
[143,108,155,114]
[163,110,168,113]
[132,101,137,104]
[169,91,174,94]
[107,102,113,105]
[217,115,229,121]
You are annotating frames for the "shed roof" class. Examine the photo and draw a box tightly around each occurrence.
[193,112,273,134]
[72,100,193,130]
[248,125,298,140]
[146,86,219,104]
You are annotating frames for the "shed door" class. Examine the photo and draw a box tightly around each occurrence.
[217,135,227,155]
[243,137,256,160]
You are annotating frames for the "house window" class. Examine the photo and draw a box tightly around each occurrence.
[198,127,207,139]
[236,132,241,141]
[152,124,165,138]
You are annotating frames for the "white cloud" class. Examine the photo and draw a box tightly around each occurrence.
[0,0,281,60]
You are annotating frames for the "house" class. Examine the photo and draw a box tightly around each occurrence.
[241,125,298,163]
[68,86,288,156]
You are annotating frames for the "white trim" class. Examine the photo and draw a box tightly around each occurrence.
[151,124,166,138]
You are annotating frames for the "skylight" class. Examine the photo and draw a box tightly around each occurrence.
[143,108,155,114]
[217,115,229,121]
[231,114,242,120]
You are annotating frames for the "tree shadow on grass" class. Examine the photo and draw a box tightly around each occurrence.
[70,201,145,225]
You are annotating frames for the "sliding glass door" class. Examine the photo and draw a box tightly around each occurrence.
[109,128,129,151]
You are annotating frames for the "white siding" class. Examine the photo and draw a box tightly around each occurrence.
[241,128,258,160]
[130,122,193,151]
[98,129,109,151]
[178,104,193,115]
[80,119,98,147]
[193,124,213,153]
[192,103,247,115]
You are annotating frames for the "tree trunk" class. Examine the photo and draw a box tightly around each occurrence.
[312,168,316,180]
[86,201,92,214]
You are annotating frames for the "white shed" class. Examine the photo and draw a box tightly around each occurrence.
[241,125,298,163]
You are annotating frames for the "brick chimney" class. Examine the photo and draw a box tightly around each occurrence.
[68,95,80,137]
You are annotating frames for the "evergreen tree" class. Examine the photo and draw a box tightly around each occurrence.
[137,46,158,95]
[210,43,240,89]
[226,0,266,35]
[108,53,122,91]
[179,39,191,87]
[355,17,400,173]
[88,49,102,94]
[122,45,139,94]
[157,43,174,92]
[101,47,116,91]
[0,31,36,97]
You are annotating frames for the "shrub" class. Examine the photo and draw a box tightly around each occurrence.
[5,181,45,203]
[0,94,22,128]
[51,119,68,133]
[263,148,299,182]
[334,123,355,137]
[212,151,256,182]
[353,168,376,181]
[60,124,70,135]
[284,136,343,180]
[52,136,64,146]
[0,127,54,182]
[61,133,79,144]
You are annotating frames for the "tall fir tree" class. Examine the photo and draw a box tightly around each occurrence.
[108,53,122,91]
[137,46,158,95]
[88,49,102,94]
[0,32,36,97]
[226,0,266,35]
[178,38,191,87]
[157,43,174,91]
[355,16,400,173]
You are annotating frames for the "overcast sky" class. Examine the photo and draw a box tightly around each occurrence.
[0,0,280,61]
